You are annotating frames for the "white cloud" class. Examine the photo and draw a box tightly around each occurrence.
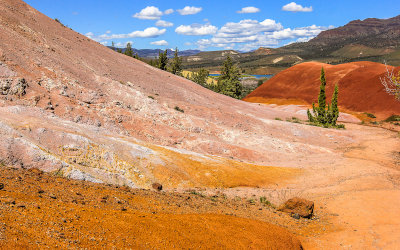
[156,20,174,27]
[115,41,133,48]
[164,9,174,15]
[85,27,166,42]
[175,24,218,36]
[237,7,260,14]
[133,6,163,20]
[151,40,169,46]
[100,41,108,45]
[282,2,313,12]
[194,20,333,51]
[177,6,202,15]
[216,19,283,38]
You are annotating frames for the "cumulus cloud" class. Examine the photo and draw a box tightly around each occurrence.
[85,27,166,42]
[156,20,174,27]
[175,24,218,36]
[282,2,313,12]
[237,7,260,14]
[216,19,283,38]
[164,9,174,15]
[177,6,202,15]
[194,19,332,51]
[151,40,169,46]
[133,6,163,20]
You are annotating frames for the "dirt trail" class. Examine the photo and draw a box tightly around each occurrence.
[293,124,400,249]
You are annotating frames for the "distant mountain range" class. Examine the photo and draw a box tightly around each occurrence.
[107,47,201,58]
[179,15,400,74]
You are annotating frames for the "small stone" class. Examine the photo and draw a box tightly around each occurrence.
[152,183,163,191]
[0,183,4,190]
[49,194,57,199]
[121,208,127,211]
[278,197,314,219]
[38,190,45,194]
[291,213,300,220]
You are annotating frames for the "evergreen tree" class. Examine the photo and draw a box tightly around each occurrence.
[217,55,243,99]
[170,47,182,76]
[307,69,341,127]
[316,67,327,123]
[190,68,209,86]
[124,43,133,57]
[157,49,168,71]
[330,84,339,125]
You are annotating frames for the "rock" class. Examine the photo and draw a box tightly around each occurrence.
[278,197,314,219]
[291,213,300,220]
[49,194,57,199]
[0,183,4,190]
[152,183,163,191]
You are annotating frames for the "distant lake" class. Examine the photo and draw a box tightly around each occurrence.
[209,74,273,79]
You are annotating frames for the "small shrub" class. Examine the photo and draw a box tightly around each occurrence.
[260,196,275,208]
[148,95,154,99]
[364,112,376,118]
[275,117,282,121]
[370,121,379,125]
[174,106,184,113]
[248,199,256,205]
[385,115,400,122]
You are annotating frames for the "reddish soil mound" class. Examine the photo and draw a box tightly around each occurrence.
[244,61,400,119]
[0,167,303,249]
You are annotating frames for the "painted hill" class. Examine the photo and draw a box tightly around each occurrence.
[244,61,400,119]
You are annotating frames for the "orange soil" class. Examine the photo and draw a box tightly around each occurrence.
[0,167,304,249]
[244,61,400,119]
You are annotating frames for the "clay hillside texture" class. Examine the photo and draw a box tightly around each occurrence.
[244,61,400,119]
[1,0,400,249]
[0,0,349,189]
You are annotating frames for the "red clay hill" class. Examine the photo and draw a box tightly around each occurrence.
[244,61,400,119]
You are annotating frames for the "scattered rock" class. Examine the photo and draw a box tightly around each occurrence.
[0,183,4,190]
[152,183,163,191]
[278,197,314,219]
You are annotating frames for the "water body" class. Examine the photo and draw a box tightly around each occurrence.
[209,74,273,79]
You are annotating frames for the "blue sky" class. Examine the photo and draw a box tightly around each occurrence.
[24,0,400,51]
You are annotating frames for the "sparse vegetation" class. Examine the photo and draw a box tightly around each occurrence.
[189,68,209,86]
[364,112,376,118]
[275,117,282,121]
[260,196,275,208]
[174,106,184,113]
[148,95,155,100]
[385,115,400,122]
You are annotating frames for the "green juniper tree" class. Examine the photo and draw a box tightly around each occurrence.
[124,43,133,57]
[190,68,209,86]
[216,55,243,99]
[308,68,341,127]
[170,47,182,76]
[157,49,168,71]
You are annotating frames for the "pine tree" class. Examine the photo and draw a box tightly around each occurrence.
[330,84,339,125]
[157,49,168,71]
[170,47,182,76]
[124,43,133,57]
[191,68,209,86]
[317,67,327,123]
[217,55,243,99]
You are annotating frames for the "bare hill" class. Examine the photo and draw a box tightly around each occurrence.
[244,61,400,119]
